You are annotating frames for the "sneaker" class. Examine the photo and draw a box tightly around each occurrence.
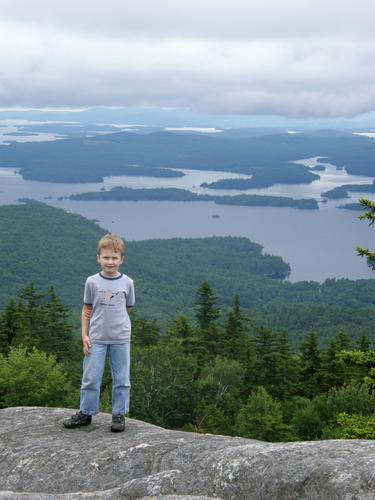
[111,414,125,432]
[63,411,92,429]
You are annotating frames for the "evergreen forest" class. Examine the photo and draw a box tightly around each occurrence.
[1,282,375,441]
[0,201,375,440]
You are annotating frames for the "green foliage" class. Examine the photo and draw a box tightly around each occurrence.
[316,383,375,423]
[250,327,299,399]
[255,302,375,348]
[299,333,322,398]
[0,283,74,361]
[290,403,322,441]
[0,203,104,309]
[131,314,160,347]
[0,300,18,355]
[184,403,230,435]
[162,315,198,355]
[357,198,375,268]
[127,236,292,323]
[196,282,220,331]
[196,356,245,418]
[195,282,224,360]
[357,197,375,225]
[292,383,375,440]
[319,339,347,391]
[186,355,245,435]
[339,350,375,389]
[129,345,198,428]
[0,346,75,408]
[0,281,374,442]
[334,412,375,439]
[0,200,375,440]
[2,202,375,349]
[222,295,253,362]
[365,369,375,390]
[235,387,296,442]
[358,335,371,351]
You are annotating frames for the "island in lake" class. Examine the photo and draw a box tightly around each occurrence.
[1,128,375,185]
[69,186,319,210]
[337,203,364,211]
[201,166,319,190]
[323,181,375,199]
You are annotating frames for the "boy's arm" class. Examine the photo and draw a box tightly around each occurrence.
[82,305,92,356]
[127,280,135,315]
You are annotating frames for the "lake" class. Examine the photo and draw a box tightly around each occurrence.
[1,163,375,283]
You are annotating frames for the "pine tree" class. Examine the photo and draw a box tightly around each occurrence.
[336,332,352,351]
[41,286,74,361]
[164,315,198,355]
[223,295,251,361]
[252,327,297,399]
[358,335,371,352]
[132,314,160,347]
[16,283,47,348]
[235,386,296,441]
[195,282,220,331]
[195,282,222,359]
[0,300,18,355]
[299,332,322,398]
[275,331,300,399]
[0,284,74,360]
[319,339,346,391]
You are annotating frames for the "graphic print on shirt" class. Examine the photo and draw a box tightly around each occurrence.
[100,289,125,307]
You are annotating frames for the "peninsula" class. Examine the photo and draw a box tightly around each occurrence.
[69,186,319,209]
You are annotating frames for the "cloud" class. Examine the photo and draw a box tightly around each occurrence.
[1,0,375,118]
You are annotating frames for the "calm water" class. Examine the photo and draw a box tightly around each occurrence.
[1,163,375,283]
[0,120,65,144]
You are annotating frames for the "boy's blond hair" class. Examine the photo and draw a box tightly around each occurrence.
[97,234,125,256]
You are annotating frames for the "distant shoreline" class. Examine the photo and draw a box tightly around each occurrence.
[69,186,319,210]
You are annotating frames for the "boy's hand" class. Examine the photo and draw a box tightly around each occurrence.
[82,335,91,356]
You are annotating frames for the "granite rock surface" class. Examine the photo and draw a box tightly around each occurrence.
[1,407,375,499]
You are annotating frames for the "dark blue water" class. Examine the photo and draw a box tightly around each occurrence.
[1,166,374,282]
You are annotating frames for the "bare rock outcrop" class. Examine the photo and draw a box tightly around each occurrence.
[1,407,375,499]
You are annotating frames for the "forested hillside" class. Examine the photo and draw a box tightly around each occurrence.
[1,281,375,441]
[1,201,375,346]
[1,201,375,440]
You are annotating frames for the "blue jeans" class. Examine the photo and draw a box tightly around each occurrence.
[80,343,131,416]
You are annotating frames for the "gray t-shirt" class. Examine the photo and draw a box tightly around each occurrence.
[83,272,135,344]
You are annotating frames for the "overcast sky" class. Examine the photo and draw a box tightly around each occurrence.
[1,0,375,118]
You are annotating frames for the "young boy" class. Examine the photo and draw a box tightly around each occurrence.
[64,234,135,432]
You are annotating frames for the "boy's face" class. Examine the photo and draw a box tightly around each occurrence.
[97,248,124,277]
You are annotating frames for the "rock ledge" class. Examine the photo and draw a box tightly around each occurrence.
[1,407,375,499]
